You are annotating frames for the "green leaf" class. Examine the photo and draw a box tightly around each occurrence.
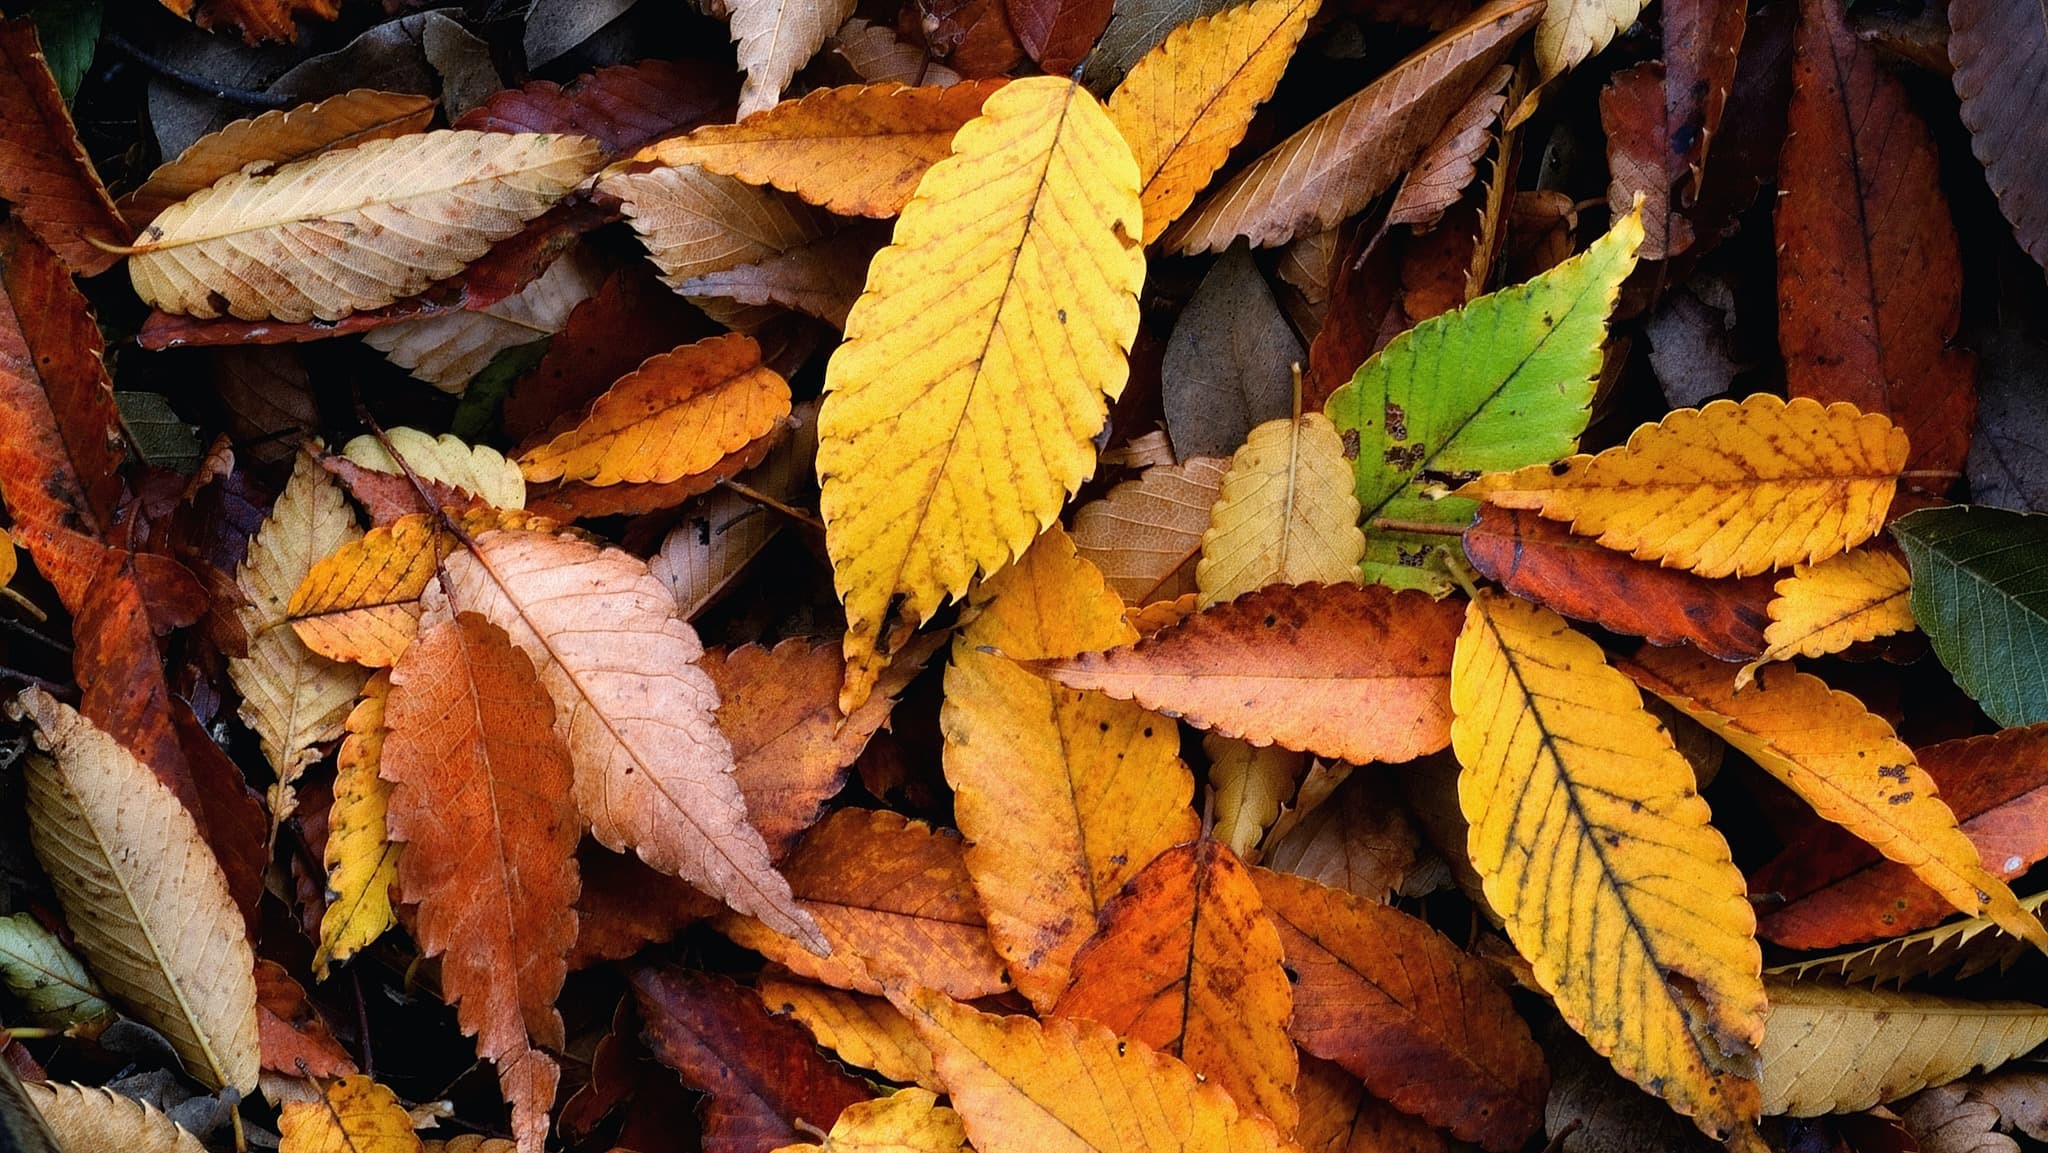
[1894,504,2048,727]
[29,0,99,104]
[114,392,201,475]
[0,912,113,1031]
[1324,209,1643,593]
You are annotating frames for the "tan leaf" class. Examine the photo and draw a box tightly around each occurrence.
[22,1082,207,1153]
[362,247,603,392]
[125,131,602,322]
[729,0,860,117]
[1207,734,1303,860]
[833,18,964,86]
[9,689,260,1093]
[343,428,527,511]
[1197,412,1365,608]
[605,164,832,289]
[1072,456,1229,604]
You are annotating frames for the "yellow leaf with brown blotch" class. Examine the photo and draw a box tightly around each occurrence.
[1459,394,1908,578]
[760,976,942,1091]
[941,526,1197,1010]
[314,673,398,978]
[1197,413,1364,608]
[1739,546,1916,687]
[897,987,1296,1153]
[123,131,601,322]
[1449,590,1765,1147]
[518,333,792,488]
[716,808,1010,999]
[820,76,1145,713]
[769,1089,970,1153]
[1106,0,1321,245]
[629,82,1007,218]
[1054,840,1299,1135]
[1621,647,2048,954]
[278,1075,422,1153]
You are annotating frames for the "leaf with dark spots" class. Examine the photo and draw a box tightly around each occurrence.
[1665,0,1747,186]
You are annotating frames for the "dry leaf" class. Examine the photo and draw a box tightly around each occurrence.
[1739,547,1916,687]
[1207,735,1303,859]
[730,0,860,117]
[362,248,603,392]
[1196,413,1364,607]
[22,1082,207,1153]
[1071,456,1229,604]
[314,673,398,977]
[0,20,129,275]
[1161,248,1303,460]
[278,1075,423,1153]
[343,428,528,511]
[768,1088,969,1153]
[760,976,942,1091]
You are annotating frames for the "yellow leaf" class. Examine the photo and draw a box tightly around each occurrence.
[819,75,1145,712]
[343,428,527,511]
[1739,547,1916,687]
[125,131,601,322]
[314,672,398,978]
[1071,455,1229,604]
[1460,394,1909,578]
[23,1082,206,1153]
[279,1075,423,1153]
[1196,412,1364,608]
[940,526,1197,1009]
[1622,647,2048,953]
[1760,979,2048,1116]
[1449,591,1764,1145]
[361,248,602,392]
[769,1089,969,1153]
[897,987,1293,1153]
[518,332,792,487]
[729,0,858,117]
[1106,0,1321,245]
[759,976,942,1091]
[1207,733,1302,860]
[0,530,41,619]
[230,449,368,810]
[9,689,260,1092]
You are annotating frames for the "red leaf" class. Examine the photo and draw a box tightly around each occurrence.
[504,266,720,444]
[1005,0,1112,74]
[631,965,872,1153]
[1461,505,1773,662]
[915,0,1026,76]
[0,20,129,275]
[1776,0,1975,481]
[1601,62,1692,262]
[455,59,737,158]
[569,843,720,970]
[255,959,358,1078]
[1304,225,1404,411]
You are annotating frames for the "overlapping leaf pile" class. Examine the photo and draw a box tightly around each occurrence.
[3,2,2048,1153]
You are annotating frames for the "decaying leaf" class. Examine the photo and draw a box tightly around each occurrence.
[1071,456,1229,604]
[362,248,603,392]
[1949,0,2048,273]
[1531,0,1651,87]
[343,428,527,512]
[1769,890,2048,988]
[22,1082,206,1153]
[1161,248,1304,461]
[0,20,129,275]
[1207,735,1302,860]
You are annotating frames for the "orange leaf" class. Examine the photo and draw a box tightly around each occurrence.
[759,976,942,1091]
[1054,840,1299,1134]
[255,960,356,1079]
[384,612,581,1153]
[0,20,129,275]
[718,808,1008,999]
[631,81,1006,218]
[1252,867,1547,1150]
[1029,582,1464,765]
[1295,1057,1456,1153]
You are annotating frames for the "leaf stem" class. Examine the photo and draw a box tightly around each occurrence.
[721,479,825,533]
[1370,518,1468,537]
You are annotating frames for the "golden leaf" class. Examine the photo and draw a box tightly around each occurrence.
[1460,394,1909,578]
[278,1075,423,1153]
[940,526,1197,1009]
[231,449,368,807]
[22,1082,206,1153]
[9,689,260,1092]
[768,1089,969,1153]
[759,976,942,1091]
[125,131,601,322]
[819,75,1145,712]
[1739,547,1916,687]
[1449,591,1764,1145]
[314,673,398,978]
[1760,979,2048,1116]
[1197,412,1364,608]
[343,428,527,511]
[1207,734,1303,860]
[1106,0,1321,244]
[897,987,1294,1153]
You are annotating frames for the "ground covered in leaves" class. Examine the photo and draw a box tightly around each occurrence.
[4,0,2048,1152]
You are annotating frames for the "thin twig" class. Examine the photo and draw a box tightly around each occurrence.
[720,479,825,532]
[0,666,71,696]
[0,614,70,654]
[1370,517,1469,537]
[105,33,293,108]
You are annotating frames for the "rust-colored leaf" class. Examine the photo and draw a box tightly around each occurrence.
[1007,0,1113,74]
[504,265,719,444]
[1601,63,1691,262]
[0,19,129,275]
[1296,1057,1456,1153]
[255,960,357,1079]
[1665,0,1747,184]
[455,59,735,157]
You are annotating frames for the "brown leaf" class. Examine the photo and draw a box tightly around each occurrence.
[1387,66,1509,231]
[631,965,872,1153]
[1296,1056,1456,1153]
[717,808,1010,999]
[1162,245,1304,460]
[1461,505,1774,662]
[1055,839,1300,1134]
[1778,0,1976,481]
[254,959,357,1079]
[1253,867,1547,1151]
[1029,582,1464,765]
[921,0,1028,76]
[1260,767,1422,902]
[1601,63,1692,262]
[0,20,129,275]
[672,224,886,329]
[455,59,736,158]
[1664,0,1747,185]
[568,843,722,969]
[1163,0,1542,253]
[187,0,339,44]
[1070,456,1230,604]
[1007,0,1114,73]
[1948,1,2048,274]
[385,612,582,1152]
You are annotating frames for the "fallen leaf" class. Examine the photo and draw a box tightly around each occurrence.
[124,131,601,322]
[1893,506,2048,727]
[456,59,736,159]
[1760,980,2048,1116]
[1739,547,1915,686]
[0,912,110,1032]
[1449,591,1764,1145]
[430,529,824,952]
[769,1088,969,1153]
[10,689,260,1093]
[314,673,398,978]
[1328,208,1643,593]
[343,428,527,511]
[632,965,872,1153]
[1007,0,1111,72]
[1462,394,1909,578]
[1162,0,1541,253]
[0,19,129,275]
[1056,840,1300,1134]
[605,163,834,318]
[1106,0,1320,245]
[522,423,788,521]
[1965,326,2048,514]
[898,987,1294,1153]
[941,526,1195,1008]
[1162,249,1306,461]
[1948,0,2048,273]
[1260,767,1421,901]
[760,976,941,1091]
[833,19,965,86]
[819,75,1143,711]
[256,959,356,1078]
[672,223,885,328]
[1531,0,1650,87]
[717,808,1010,999]
[1623,648,2048,952]
[1197,413,1364,607]
[1295,1056,1456,1153]
[650,401,819,618]
[1387,67,1509,231]
[384,612,582,1152]
[1253,866,1545,1149]
[1542,1018,1719,1153]
[1601,63,1691,262]
[1778,0,1975,480]
[362,247,603,392]
[631,81,1005,218]
[1070,456,1229,604]
[278,1075,420,1153]
[519,332,791,487]
[729,0,859,117]
[1769,891,2048,988]
[21,1082,206,1153]
[1031,580,1464,765]
[1664,0,1746,183]
[1207,735,1303,859]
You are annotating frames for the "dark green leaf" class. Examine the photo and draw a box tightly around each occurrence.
[28,0,97,104]
[1893,504,2048,727]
